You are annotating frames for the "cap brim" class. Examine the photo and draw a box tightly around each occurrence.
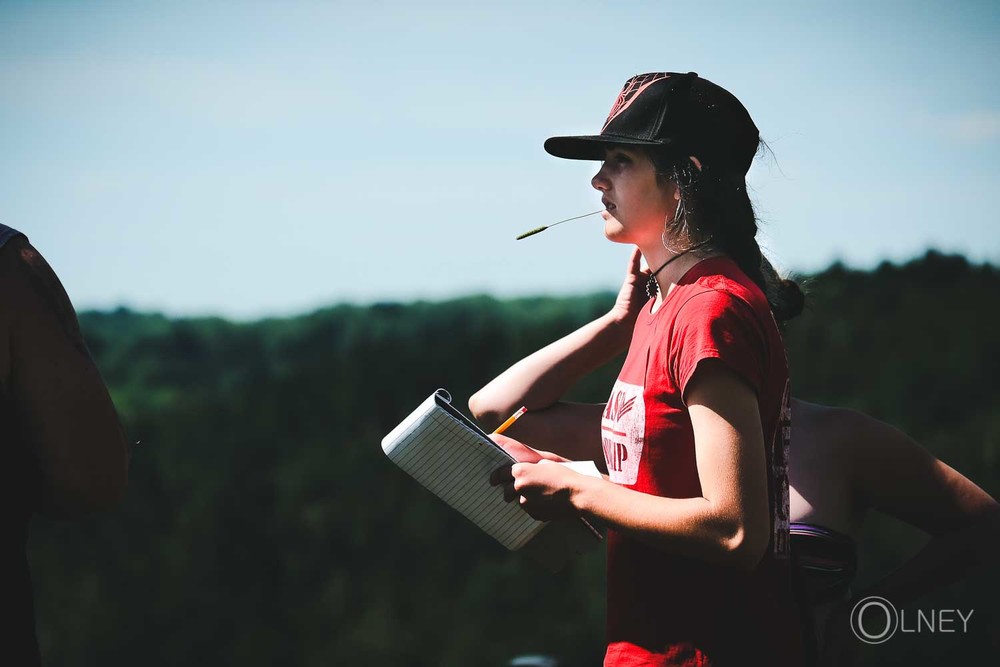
[543,135,671,161]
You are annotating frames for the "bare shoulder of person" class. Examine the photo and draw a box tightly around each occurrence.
[794,400,877,455]
[792,400,874,476]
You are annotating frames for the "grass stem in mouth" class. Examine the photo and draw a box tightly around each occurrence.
[515,209,603,240]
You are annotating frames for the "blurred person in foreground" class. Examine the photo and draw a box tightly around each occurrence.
[0,223,130,665]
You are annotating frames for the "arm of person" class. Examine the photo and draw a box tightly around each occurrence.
[0,236,130,518]
[509,360,772,571]
[846,411,1000,606]
[469,248,649,461]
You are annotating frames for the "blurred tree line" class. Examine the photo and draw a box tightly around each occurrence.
[27,251,999,666]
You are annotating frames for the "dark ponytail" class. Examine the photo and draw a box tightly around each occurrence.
[648,147,805,323]
[760,256,805,323]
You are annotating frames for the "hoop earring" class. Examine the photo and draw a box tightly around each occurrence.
[662,197,684,251]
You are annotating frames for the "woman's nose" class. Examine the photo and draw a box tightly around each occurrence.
[591,165,610,192]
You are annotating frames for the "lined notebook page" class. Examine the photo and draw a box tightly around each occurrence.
[382,395,545,550]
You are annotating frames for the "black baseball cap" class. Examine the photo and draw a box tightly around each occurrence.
[544,72,760,175]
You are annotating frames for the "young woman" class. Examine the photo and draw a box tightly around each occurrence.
[470,72,804,666]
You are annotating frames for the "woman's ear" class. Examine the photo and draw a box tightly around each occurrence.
[689,155,703,171]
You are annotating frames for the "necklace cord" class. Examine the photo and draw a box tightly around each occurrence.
[645,240,714,299]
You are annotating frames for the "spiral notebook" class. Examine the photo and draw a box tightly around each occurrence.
[381,389,602,570]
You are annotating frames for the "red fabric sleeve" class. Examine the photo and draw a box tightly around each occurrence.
[668,289,768,400]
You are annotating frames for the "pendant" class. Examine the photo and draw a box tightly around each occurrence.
[646,274,658,300]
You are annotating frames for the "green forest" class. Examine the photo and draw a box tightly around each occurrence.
[27,251,1000,666]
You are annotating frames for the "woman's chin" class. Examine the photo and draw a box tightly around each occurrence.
[603,220,631,243]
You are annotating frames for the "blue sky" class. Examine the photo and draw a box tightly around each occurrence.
[1,0,997,318]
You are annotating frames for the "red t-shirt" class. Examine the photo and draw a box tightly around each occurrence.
[600,257,800,667]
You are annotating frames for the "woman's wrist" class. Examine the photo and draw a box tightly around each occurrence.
[571,473,604,517]
[601,310,636,348]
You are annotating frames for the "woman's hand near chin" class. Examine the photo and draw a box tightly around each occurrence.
[608,247,650,326]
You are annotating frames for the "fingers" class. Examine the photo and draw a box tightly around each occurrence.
[491,457,540,505]
[627,246,642,273]
[490,452,555,486]
[489,433,512,446]
[510,462,526,487]
[510,463,536,503]
[627,246,649,276]
[490,433,543,463]
[492,462,530,504]
[489,463,513,486]
[504,482,516,502]
[494,463,561,519]
[490,461,521,504]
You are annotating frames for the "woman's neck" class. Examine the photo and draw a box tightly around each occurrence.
[641,244,721,303]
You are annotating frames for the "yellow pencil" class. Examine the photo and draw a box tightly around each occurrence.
[491,406,527,435]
